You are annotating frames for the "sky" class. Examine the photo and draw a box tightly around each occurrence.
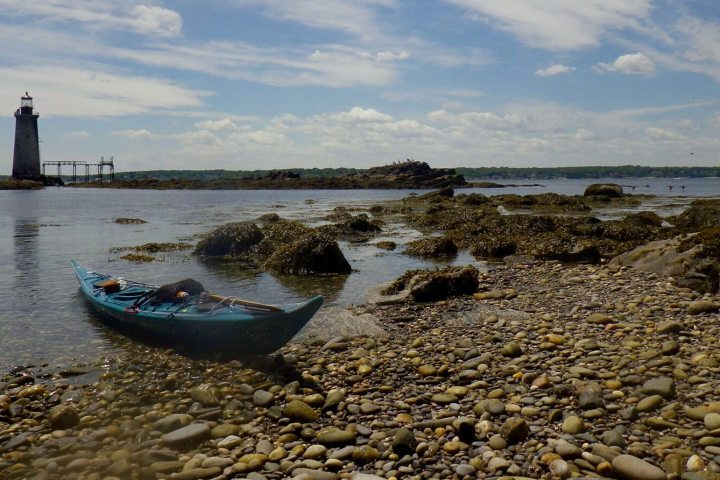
[1,0,719,173]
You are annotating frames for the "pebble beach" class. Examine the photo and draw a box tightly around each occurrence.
[3,260,720,480]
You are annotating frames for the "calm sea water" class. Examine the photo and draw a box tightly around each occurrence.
[1,177,718,370]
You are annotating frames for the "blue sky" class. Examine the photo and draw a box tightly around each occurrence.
[1,0,719,172]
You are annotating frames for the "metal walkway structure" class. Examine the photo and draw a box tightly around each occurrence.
[42,156,114,183]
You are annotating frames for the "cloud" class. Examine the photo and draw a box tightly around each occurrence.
[128,5,182,37]
[445,0,652,51]
[0,1,183,37]
[375,51,410,61]
[645,127,685,140]
[329,107,394,123]
[595,52,655,75]
[535,64,575,77]
[63,130,90,139]
[236,0,396,41]
[112,129,156,139]
[195,118,241,131]
[0,64,209,118]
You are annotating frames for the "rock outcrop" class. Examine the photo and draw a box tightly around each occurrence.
[264,232,352,275]
[584,183,624,197]
[193,222,264,257]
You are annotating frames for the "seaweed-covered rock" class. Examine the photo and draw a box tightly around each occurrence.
[457,193,490,206]
[584,183,623,197]
[494,193,590,212]
[419,187,454,200]
[382,265,479,302]
[404,237,458,258]
[257,212,281,224]
[250,220,314,262]
[331,213,383,240]
[264,232,351,275]
[469,235,517,258]
[114,217,147,224]
[623,211,663,227]
[669,199,720,232]
[374,241,397,250]
[194,222,264,257]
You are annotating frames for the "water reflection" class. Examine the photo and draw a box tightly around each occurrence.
[271,272,349,303]
[12,218,40,314]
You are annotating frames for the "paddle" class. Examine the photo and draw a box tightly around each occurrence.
[205,293,284,313]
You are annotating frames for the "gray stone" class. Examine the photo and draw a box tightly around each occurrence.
[253,390,274,407]
[642,377,675,399]
[578,385,605,410]
[153,414,193,433]
[161,423,211,448]
[555,439,581,458]
[317,427,356,446]
[611,454,667,480]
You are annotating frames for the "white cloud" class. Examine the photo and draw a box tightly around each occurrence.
[646,127,685,140]
[63,130,90,139]
[330,107,393,123]
[0,1,183,37]
[445,0,652,51]
[0,65,210,117]
[595,52,655,75]
[376,51,410,61]
[236,0,395,41]
[535,64,575,77]
[112,129,155,139]
[195,118,240,131]
[128,5,182,37]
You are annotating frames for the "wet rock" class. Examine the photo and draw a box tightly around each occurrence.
[161,423,211,448]
[48,405,79,430]
[153,414,193,433]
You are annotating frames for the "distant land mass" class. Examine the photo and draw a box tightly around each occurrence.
[2,164,719,190]
[76,164,720,182]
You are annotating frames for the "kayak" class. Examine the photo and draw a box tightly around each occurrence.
[71,260,323,354]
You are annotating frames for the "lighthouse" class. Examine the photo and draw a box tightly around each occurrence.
[12,92,41,179]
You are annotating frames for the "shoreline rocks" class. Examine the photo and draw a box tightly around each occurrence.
[4,261,720,480]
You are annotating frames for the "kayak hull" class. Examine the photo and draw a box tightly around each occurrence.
[71,260,323,354]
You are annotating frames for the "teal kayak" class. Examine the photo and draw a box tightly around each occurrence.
[71,260,323,354]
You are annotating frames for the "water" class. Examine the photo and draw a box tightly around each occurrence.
[1,178,718,370]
